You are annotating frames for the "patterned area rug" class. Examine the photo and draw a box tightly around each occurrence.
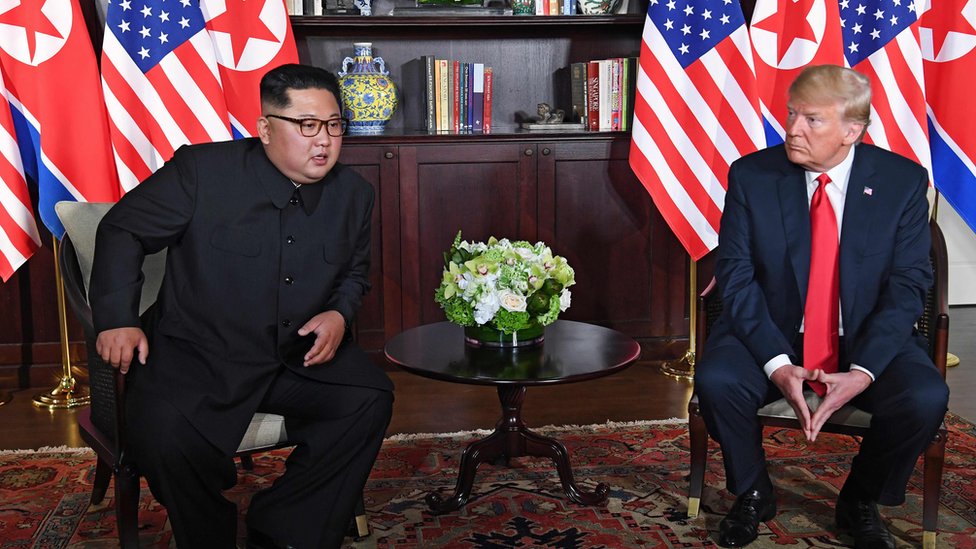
[1,415,975,548]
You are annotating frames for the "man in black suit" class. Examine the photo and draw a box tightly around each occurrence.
[90,64,393,549]
[695,65,948,548]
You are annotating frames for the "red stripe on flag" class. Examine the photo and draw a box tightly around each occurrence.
[102,61,178,162]
[107,117,155,184]
[856,58,923,164]
[145,69,216,146]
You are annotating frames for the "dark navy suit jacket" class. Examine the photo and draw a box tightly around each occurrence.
[706,143,933,378]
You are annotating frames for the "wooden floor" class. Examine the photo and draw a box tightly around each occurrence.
[2,306,976,451]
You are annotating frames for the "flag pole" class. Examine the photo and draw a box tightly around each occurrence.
[660,256,696,381]
[931,191,960,368]
[32,235,90,409]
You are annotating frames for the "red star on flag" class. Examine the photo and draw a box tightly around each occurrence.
[206,0,279,68]
[921,1,976,60]
[0,0,64,63]
[753,0,819,65]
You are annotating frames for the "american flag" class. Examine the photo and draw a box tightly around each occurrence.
[101,0,298,192]
[629,0,766,260]
[920,1,976,231]
[842,0,931,174]
[0,0,120,281]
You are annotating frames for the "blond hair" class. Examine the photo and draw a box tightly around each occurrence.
[789,65,871,140]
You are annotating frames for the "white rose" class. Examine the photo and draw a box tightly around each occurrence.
[559,289,572,312]
[498,290,527,312]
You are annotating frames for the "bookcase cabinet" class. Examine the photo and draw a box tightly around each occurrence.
[283,4,696,363]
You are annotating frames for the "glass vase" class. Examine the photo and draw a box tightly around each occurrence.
[463,322,545,348]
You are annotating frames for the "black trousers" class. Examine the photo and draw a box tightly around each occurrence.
[126,367,394,549]
[695,335,948,506]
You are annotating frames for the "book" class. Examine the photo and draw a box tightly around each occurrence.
[425,56,436,133]
[452,60,460,133]
[610,58,622,131]
[484,67,493,133]
[587,61,600,131]
[437,59,449,132]
[472,63,485,131]
[598,59,611,131]
[570,62,588,124]
[621,57,637,132]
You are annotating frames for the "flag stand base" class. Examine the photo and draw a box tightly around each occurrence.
[948,353,960,368]
[33,376,90,410]
[0,391,11,407]
[660,349,695,381]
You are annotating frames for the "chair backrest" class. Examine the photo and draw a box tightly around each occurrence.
[696,219,949,377]
[55,201,167,315]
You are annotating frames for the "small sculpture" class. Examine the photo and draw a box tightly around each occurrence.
[536,103,565,124]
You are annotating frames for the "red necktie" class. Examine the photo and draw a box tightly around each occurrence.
[803,173,840,396]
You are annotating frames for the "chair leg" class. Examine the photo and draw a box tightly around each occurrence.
[115,463,141,548]
[91,458,112,505]
[353,493,369,540]
[688,404,709,518]
[922,427,947,549]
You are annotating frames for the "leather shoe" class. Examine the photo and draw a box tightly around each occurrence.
[835,497,896,549]
[246,528,296,549]
[718,489,777,547]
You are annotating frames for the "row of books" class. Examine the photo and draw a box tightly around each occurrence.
[419,56,494,134]
[526,0,578,15]
[569,57,638,132]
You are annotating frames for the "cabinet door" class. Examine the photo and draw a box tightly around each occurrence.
[536,138,688,342]
[398,143,537,328]
[339,144,400,360]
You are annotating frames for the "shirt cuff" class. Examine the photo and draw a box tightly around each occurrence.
[849,364,875,382]
[764,354,793,378]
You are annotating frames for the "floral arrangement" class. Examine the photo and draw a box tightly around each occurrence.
[434,232,576,334]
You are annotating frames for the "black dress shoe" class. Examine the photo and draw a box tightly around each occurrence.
[246,528,296,549]
[718,489,777,547]
[835,497,896,549]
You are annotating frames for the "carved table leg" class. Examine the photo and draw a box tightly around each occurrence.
[426,384,608,512]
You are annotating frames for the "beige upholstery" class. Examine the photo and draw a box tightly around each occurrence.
[758,394,872,429]
[56,200,289,452]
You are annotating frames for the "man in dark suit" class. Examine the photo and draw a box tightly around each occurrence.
[695,65,948,548]
[90,64,393,549]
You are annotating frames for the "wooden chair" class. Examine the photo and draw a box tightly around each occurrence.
[56,201,370,548]
[686,219,949,549]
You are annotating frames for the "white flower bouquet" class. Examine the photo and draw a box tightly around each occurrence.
[434,232,575,338]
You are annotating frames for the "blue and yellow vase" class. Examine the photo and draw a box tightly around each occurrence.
[338,43,398,135]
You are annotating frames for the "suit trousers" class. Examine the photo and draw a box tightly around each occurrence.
[695,335,948,505]
[126,366,394,549]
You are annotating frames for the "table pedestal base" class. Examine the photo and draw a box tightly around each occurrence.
[426,385,610,513]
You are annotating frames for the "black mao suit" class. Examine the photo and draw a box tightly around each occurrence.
[695,143,948,506]
[90,138,393,548]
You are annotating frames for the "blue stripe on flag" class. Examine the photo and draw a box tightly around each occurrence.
[10,105,75,238]
[763,116,784,147]
[929,117,976,233]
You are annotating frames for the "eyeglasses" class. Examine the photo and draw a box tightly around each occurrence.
[265,114,348,137]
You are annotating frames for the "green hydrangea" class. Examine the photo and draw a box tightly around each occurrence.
[435,288,475,326]
[537,295,562,326]
[493,309,530,334]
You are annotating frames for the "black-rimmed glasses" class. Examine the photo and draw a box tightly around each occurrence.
[266,114,348,137]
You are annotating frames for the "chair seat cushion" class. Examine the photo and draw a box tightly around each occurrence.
[237,413,289,452]
[758,393,873,428]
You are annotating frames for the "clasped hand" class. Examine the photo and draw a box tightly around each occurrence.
[769,366,872,442]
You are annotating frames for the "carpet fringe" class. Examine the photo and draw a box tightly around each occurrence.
[383,417,686,442]
[0,445,92,456]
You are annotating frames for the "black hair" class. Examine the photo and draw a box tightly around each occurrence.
[260,64,342,111]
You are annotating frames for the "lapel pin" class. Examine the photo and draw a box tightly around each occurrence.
[863,186,873,196]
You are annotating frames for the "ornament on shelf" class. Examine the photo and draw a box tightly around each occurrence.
[337,43,398,135]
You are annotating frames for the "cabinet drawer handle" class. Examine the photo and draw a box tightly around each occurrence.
[542,148,551,156]
[524,148,534,156]
[384,151,394,159]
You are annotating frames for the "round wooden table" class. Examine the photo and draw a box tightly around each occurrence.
[384,320,641,513]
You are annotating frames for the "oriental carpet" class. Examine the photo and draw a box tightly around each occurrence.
[1,415,975,548]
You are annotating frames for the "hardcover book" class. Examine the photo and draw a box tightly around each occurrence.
[472,63,485,131]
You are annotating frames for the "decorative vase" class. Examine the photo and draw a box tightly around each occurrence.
[512,0,534,15]
[338,43,398,135]
[577,0,620,15]
[464,323,545,348]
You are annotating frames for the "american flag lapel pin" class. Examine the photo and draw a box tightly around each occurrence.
[863,186,873,196]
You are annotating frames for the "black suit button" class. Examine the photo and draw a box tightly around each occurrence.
[284,276,294,285]
[281,319,291,327]
[289,197,299,205]
[286,235,295,244]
